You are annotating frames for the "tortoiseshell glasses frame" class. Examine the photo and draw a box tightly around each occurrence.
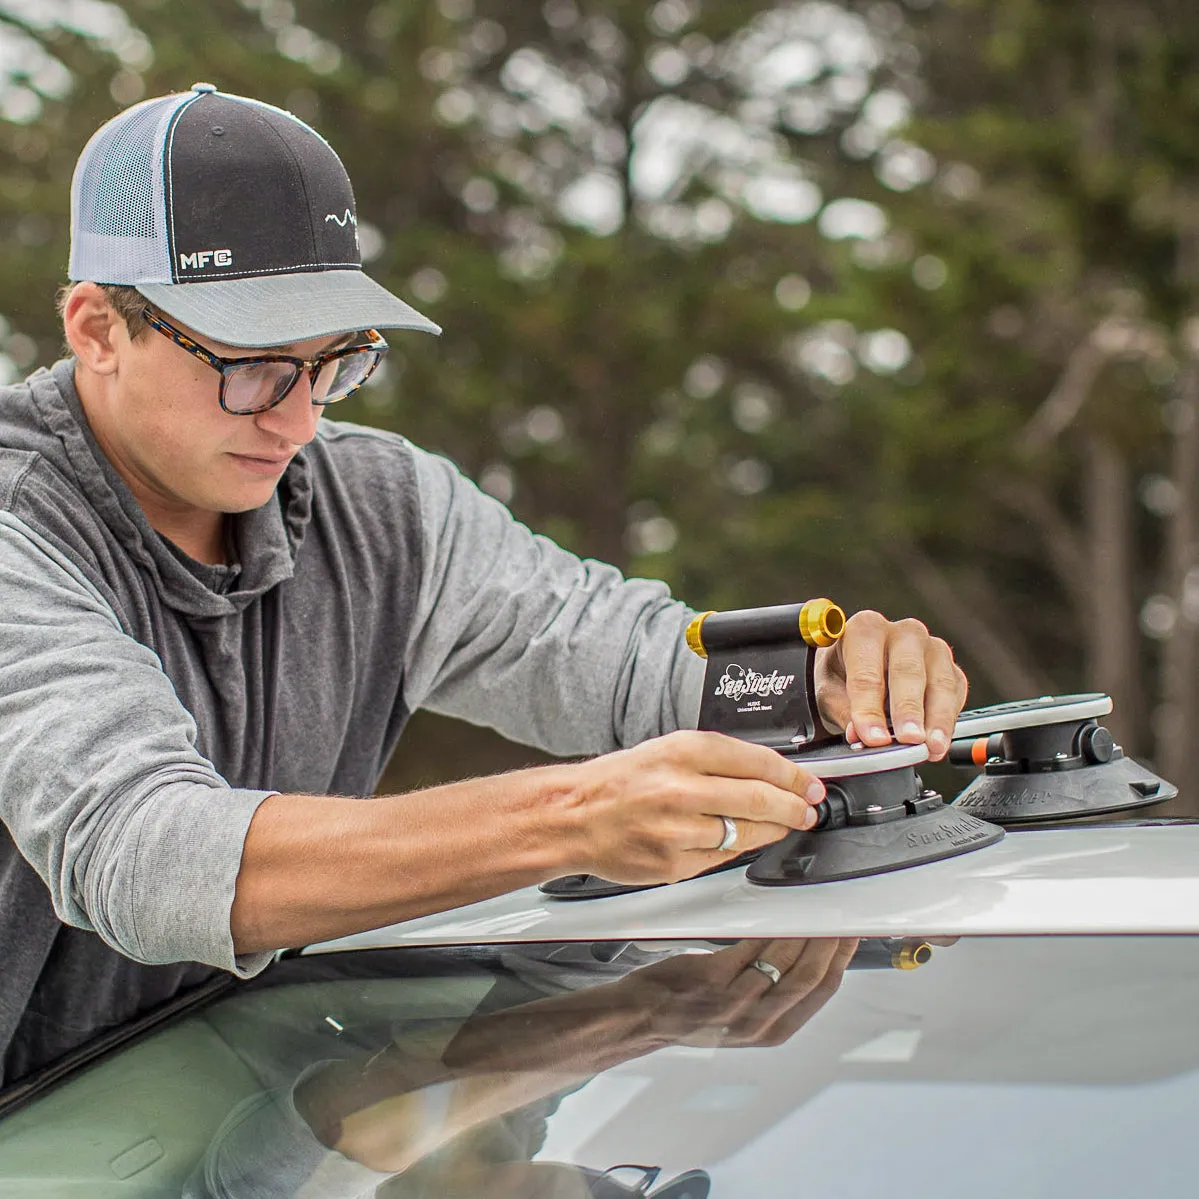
[140,307,389,415]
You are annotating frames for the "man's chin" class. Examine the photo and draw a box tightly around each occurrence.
[214,479,287,515]
[217,454,293,511]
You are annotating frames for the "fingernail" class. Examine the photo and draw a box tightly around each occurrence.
[802,806,819,829]
[899,721,924,741]
[868,726,889,743]
[805,781,826,804]
[928,730,949,757]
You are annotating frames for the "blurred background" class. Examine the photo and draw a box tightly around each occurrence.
[3,0,1198,808]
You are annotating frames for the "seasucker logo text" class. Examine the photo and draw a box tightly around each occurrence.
[714,663,796,702]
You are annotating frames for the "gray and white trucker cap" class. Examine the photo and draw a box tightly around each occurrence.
[69,82,441,347]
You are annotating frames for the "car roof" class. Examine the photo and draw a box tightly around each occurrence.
[304,824,1199,954]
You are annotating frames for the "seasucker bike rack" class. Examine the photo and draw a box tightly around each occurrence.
[543,599,1006,896]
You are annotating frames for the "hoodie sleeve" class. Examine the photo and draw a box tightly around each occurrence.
[0,512,274,975]
[400,446,706,756]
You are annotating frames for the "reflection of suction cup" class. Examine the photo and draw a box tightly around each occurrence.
[648,1171,711,1199]
[949,693,1178,826]
[540,850,759,901]
[748,742,1004,886]
[583,1165,711,1199]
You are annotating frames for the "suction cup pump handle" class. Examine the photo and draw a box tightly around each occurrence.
[949,733,1005,767]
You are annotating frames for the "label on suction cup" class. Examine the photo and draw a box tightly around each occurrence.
[901,813,997,849]
[956,776,1085,815]
[950,753,1177,825]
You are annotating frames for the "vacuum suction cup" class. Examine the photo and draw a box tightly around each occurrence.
[581,1167,710,1199]
[539,850,760,901]
[747,742,1005,886]
[949,694,1178,825]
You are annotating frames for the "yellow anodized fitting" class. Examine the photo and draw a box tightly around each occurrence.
[685,611,717,659]
[892,941,933,970]
[798,598,846,648]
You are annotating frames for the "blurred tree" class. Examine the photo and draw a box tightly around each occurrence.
[821,0,1199,803]
[2,0,1197,806]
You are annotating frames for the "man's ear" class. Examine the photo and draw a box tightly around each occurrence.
[62,282,126,376]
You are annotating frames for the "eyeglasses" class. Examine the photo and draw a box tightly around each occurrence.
[141,308,389,415]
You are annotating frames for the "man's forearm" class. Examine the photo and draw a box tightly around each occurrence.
[231,730,826,955]
[297,992,652,1173]
[230,765,587,954]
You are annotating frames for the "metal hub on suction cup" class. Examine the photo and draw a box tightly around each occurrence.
[747,742,1005,887]
[949,694,1178,825]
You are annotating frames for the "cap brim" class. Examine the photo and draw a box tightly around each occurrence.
[136,269,441,348]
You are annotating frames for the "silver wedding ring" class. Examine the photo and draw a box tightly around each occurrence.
[717,816,738,852]
[750,958,782,985]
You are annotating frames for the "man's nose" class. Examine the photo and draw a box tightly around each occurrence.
[253,370,321,445]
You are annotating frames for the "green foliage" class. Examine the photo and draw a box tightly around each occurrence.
[3,0,1198,792]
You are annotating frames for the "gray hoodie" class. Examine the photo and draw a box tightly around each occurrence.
[0,359,703,1085]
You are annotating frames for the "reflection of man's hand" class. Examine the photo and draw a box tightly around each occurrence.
[614,937,858,1051]
[288,938,857,1177]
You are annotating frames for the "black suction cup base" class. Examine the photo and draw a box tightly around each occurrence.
[540,849,761,900]
[746,809,1004,886]
[951,754,1178,826]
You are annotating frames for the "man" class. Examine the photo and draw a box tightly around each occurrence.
[0,85,966,1085]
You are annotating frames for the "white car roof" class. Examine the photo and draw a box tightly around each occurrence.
[306,824,1199,954]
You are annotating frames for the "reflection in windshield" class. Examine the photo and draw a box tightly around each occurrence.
[180,938,858,1198]
[8,935,1199,1197]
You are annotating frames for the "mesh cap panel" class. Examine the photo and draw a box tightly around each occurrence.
[69,92,196,285]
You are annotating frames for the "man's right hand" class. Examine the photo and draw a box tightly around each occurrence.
[550,730,826,885]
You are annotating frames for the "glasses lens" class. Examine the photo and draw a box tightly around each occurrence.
[312,349,381,404]
[223,361,301,414]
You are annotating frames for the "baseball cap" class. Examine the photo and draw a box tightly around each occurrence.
[68,82,441,348]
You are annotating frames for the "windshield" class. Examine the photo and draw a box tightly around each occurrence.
[0,935,1195,1198]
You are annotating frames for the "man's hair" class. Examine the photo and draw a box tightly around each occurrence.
[55,283,151,340]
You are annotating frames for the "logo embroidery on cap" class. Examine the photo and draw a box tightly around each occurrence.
[179,249,233,270]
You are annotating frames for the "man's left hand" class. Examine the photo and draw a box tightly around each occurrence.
[814,610,967,762]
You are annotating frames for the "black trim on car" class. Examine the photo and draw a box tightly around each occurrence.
[0,973,239,1120]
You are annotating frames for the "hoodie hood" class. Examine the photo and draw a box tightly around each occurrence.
[5,359,312,618]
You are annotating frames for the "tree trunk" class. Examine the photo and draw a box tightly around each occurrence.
[1155,364,1199,810]
[1083,434,1142,754]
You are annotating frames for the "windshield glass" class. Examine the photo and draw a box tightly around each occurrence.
[0,935,1195,1197]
